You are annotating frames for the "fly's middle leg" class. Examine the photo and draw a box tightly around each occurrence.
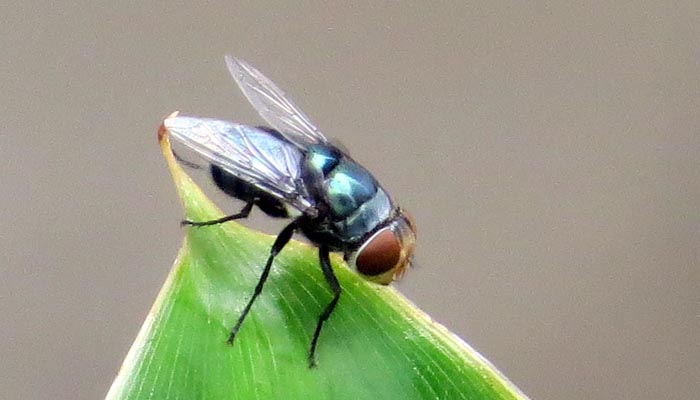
[226,219,299,345]
[308,245,341,368]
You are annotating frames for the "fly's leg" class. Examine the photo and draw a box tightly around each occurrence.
[226,219,299,345]
[308,246,341,368]
[181,200,255,227]
[172,150,203,170]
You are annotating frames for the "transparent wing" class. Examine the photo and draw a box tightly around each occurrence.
[164,115,314,212]
[225,55,329,147]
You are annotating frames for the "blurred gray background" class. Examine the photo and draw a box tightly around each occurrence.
[1,2,698,399]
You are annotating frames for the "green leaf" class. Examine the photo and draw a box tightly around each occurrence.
[106,124,529,399]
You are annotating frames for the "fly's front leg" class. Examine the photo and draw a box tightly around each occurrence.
[226,219,299,345]
[181,200,255,227]
[308,245,341,368]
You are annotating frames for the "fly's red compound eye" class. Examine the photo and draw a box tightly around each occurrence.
[355,228,401,278]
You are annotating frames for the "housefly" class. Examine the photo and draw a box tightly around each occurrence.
[160,56,417,367]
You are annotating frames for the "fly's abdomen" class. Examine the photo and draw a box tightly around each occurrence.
[210,164,289,218]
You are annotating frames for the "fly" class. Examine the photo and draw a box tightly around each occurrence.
[160,56,417,368]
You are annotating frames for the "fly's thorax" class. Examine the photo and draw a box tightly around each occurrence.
[347,209,417,285]
[302,144,340,201]
[305,144,341,176]
[303,145,378,215]
[301,145,394,245]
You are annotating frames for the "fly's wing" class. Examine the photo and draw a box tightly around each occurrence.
[164,115,314,212]
[225,55,329,147]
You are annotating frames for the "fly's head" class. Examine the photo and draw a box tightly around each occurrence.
[349,208,417,285]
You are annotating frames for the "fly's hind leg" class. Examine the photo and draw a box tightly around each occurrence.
[181,200,255,227]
